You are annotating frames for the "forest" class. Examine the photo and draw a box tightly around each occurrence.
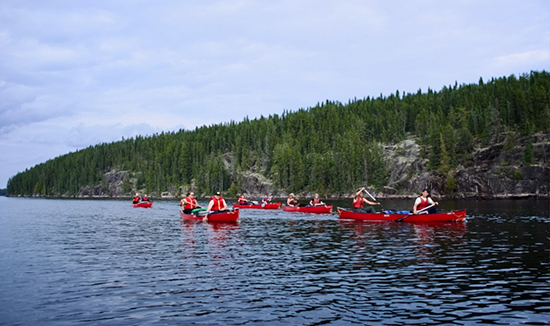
[6,71,550,198]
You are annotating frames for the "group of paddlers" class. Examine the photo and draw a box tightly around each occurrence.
[132,193,151,204]
[178,187,439,215]
[285,193,326,207]
[352,187,438,214]
[179,191,228,215]
[237,194,273,206]
[287,188,437,214]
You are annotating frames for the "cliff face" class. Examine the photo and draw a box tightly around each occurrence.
[76,133,549,199]
[77,170,129,198]
[453,137,549,198]
[381,133,549,199]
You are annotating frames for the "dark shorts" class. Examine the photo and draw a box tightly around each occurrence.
[354,206,376,213]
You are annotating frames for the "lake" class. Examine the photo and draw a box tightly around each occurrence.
[0,197,548,325]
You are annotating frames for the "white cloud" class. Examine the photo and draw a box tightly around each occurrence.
[494,50,550,69]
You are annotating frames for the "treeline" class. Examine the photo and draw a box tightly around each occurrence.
[7,71,550,197]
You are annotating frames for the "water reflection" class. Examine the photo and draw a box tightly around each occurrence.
[336,220,469,267]
[179,219,241,260]
[412,222,468,264]
[1,198,548,325]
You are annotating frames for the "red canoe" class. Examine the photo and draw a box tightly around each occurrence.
[180,209,239,222]
[282,205,333,214]
[337,207,466,223]
[133,201,153,208]
[233,202,282,210]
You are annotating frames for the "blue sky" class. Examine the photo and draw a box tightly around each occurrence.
[1,0,549,188]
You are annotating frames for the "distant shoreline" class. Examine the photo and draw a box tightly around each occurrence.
[6,193,549,200]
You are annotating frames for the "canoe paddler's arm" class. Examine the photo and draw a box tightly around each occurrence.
[206,200,214,213]
[364,198,380,206]
[413,199,420,214]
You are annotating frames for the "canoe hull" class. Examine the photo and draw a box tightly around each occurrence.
[180,209,239,222]
[133,201,153,208]
[282,205,333,214]
[337,207,466,222]
[233,202,282,210]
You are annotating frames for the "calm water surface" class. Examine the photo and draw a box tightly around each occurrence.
[0,197,549,325]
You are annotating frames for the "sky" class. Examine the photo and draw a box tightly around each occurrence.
[1,0,549,188]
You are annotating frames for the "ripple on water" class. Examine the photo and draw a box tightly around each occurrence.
[0,198,549,325]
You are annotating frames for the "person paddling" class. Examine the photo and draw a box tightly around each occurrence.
[353,187,380,213]
[413,189,438,214]
[206,191,228,214]
[133,193,141,204]
[238,194,250,205]
[287,193,299,207]
[261,194,272,207]
[180,192,202,214]
[309,193,325,206]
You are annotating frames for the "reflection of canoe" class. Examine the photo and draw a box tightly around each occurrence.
[180,209,239,222]
[133,201,153,208]
[233,202,281,210]
[282,205,333,214]
[337,207,466,222]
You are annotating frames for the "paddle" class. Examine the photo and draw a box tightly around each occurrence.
[415,203,435,214]
[194,209,232,220]
[209,209,231,214]
[395,204,435,222]
[362,188,384,211]
[182,209,207,217]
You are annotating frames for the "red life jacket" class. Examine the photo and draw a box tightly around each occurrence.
[184,197,197,210]
[417,197,430,210]
[353,197,364,209]
[133,196,140,203]
[312,198,321,205]
[210,196,224,211]
[238,196,247,204]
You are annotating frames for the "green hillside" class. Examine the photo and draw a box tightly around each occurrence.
[7,71,550,198]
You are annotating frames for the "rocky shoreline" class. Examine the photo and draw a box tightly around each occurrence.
[7,192,550,201]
